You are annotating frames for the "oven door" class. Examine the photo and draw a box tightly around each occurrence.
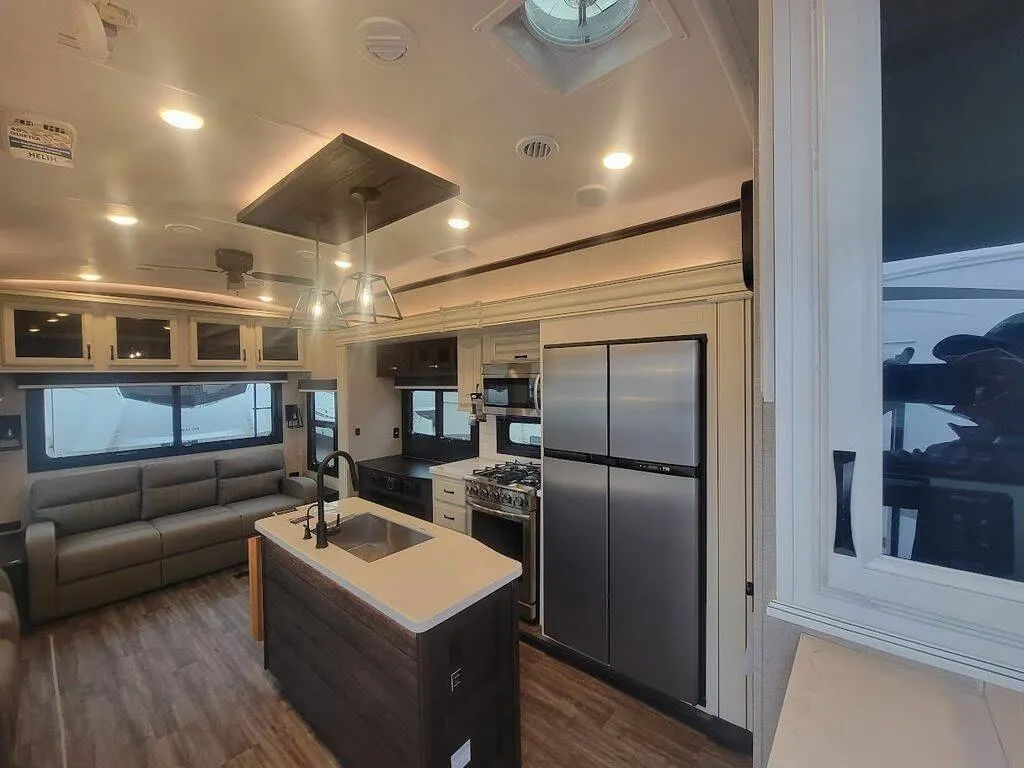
[481,375,539,417]
[468,500,537,620]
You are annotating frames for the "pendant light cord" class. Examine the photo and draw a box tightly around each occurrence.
[361,196,369,274]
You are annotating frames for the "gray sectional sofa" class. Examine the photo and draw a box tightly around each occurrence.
[25,448,316,624]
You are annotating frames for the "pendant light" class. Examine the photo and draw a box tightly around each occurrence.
[336,187,403,324]
[287,222,348,331]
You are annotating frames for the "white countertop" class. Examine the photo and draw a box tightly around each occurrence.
[768,635,1012,768]
[256,498,522,634]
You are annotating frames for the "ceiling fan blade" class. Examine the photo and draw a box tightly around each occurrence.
[135,263,222,274]
[250,271,315,287]
[884,286,1024,301]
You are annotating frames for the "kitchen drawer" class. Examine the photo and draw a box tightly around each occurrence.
[432,477,466,506]
[434,501,468,534]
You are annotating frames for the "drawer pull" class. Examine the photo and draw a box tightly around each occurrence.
[443,515,456,521]
[443,488,455,495]
[833,450,857,557]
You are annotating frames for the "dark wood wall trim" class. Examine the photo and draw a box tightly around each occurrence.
[393,197,744,295]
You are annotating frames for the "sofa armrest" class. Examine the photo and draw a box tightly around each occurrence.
[25,521,56,624]
[281,476,317,504]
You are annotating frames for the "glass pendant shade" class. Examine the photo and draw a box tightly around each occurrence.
[337,272,403,324]
[287,287,348,331]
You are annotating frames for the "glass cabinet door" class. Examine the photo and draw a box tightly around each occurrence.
[194,321,244,363]
[8,308,89,362]
[258,326,300,365]
[112,317,174,364]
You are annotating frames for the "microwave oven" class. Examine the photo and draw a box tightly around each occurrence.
[481,362,540,417]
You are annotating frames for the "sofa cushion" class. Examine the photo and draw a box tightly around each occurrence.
[0,592,18,643]
[216,449,285,505]
[0,639,18,762]
[228,494,303,532]
[150,506,243,557]
[56,521,161,584]
[141,458,218,520]
[30,466,142,537]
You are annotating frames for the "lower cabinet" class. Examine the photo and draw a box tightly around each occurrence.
[434,501,467,534]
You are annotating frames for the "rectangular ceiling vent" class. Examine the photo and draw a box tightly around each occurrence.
[431,246,476,264]
[474,0,687,95]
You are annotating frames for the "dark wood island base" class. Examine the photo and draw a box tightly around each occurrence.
[262,539,522,768]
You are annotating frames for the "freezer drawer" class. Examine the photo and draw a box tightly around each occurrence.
[542,457,609,663]
[609,467,701,704]
[542,345,608,455]
[609,340,700,467]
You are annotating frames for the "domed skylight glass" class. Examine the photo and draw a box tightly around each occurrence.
[523,0,639,48]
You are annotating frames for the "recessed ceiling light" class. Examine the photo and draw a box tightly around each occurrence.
[335,256,352,269]
[602,151,633,170]
[46,318,59,323]
[447,217,470,231]
[79,272,101,281]
[258,294,274,303]
[159,108,204,131]
[107,213,138,227]
[27,327,40,333]
[297,250,316,260]
[56,312,69,318]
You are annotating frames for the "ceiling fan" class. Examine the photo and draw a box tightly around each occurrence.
[135,249,315,291]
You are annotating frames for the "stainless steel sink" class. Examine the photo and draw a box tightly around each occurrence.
[326,513,432,563]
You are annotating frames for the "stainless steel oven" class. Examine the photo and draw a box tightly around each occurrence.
[482,362,540,417]
[466,462,540,622]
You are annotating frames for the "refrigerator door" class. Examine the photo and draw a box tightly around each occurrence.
[609,467,701,704]
[542,345,608,455]
[542,457,609,663]
[609,340,700,467]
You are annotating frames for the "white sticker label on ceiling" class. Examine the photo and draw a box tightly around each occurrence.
[7,114,76,168]
[451,739,471,768]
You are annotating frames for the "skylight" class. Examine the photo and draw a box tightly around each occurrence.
[523,0,639,48]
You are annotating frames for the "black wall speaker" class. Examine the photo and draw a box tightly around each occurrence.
[741,179,754,292]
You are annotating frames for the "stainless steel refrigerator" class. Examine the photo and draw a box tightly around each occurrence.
[542,339,703,705]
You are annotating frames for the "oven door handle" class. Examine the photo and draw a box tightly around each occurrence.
[466,500,531,523]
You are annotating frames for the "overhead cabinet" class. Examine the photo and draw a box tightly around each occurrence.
[256,325,302,368]
[376,338,457,378]
[106,314,178,366]
[2,306,94,366]
[456,336,483,410]
[190,319,249,367]
[483,330,540,363]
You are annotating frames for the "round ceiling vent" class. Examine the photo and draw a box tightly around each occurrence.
[164,223,202,235]
[575,184,608,207]
[356,18,418,67]
[516,135,559,160]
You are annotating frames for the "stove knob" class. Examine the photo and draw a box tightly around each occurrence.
[491,489,501,500]
[514,496,524,509]
[500,492,511,505]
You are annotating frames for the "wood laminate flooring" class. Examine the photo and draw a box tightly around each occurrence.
[13,571,749,768]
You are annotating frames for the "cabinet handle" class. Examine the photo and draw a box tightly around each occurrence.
[257,349,262,363]
[109,345,114,361]
[833,450,857,557]
[429,364,439,369]
[242,349,247,363]
[443,515,456,521]
[443,488,455,495]
[86,343,91,361]
[514,354,528,359]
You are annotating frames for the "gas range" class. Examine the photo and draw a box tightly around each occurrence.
[466,461,540,517]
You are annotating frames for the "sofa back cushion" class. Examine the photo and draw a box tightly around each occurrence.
[216,449,285,506]
[141,458,218,520]
[30,466,142,537]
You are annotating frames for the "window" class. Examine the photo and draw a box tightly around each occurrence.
[496,416,541,459]
[524,0,638,48]
[27,381,282,472]
[402,389,478,462]
[307,391,338,476]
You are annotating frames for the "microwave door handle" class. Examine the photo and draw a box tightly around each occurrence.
[466,500,531,522]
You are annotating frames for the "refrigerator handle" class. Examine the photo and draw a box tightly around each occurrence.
[534,372,542,413]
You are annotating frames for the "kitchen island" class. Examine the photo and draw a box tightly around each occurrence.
[254,498,523,768]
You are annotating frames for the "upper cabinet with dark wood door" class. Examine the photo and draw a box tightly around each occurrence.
[108,314,177,367]
[256,326,302,368]
[190,318,249,367]
[411,337,456,376]
[376,343,412,377]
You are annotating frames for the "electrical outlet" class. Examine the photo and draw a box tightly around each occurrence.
[354,427,361,436]
[393,427,400,439]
